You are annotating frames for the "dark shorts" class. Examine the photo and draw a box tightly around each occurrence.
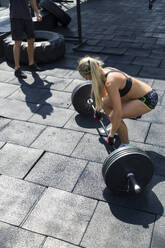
[10,18,35,41]
[138,89,158,110]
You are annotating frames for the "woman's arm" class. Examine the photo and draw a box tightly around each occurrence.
[106,77,122,137]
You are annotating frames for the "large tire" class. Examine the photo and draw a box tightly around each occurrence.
[3,30,65,65]
[33,9,58,31]
[0,32,10,59]
[40,0,71,26]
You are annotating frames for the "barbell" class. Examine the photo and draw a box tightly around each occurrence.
[71,82,154,194]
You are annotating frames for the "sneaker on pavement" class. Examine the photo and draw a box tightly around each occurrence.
[29,63,41,71]
[15,68,27,79]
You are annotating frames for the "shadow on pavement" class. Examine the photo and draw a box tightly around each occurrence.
[18,72,54,119]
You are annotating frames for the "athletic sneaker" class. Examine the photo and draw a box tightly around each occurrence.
[29,63,41,71]
[15,68,27,79]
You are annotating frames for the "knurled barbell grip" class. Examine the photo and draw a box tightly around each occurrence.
[127,173,141,193]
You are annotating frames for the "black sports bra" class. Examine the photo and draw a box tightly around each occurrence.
[105,70,132,97]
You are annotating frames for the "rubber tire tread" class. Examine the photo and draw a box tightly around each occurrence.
[40,0,71,26]
[3,30,65,65]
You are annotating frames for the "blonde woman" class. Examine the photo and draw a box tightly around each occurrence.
[77,56,158,145]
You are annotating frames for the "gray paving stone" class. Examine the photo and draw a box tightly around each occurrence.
[0,99,39,120]
[140,67,165,79]
[0,175,45,225]
[23,188,97,244]
[0,70,15,82]
[124,119,150,142]
[52,57,78,70]
[113,64,141,76]
[0,143,43,178]
[43,238,78,248]
[105,55,135,65]
[155,89,164,105]
[152,79,165,90]
[29,106,74,127]
[141,105,165,124]
[151,216,165,248]
[26,152,87,191]
[102,47,127,55]
[31,127,84,155]
[0,120,45,146]
[44,76,73,90]
[146,123,165,147]
[161,94,165,105]
[0,62,14,72]
[81,201,154,248]
[0,117,11,130]
[73,161,105,199]
[0,83,19,98]
[132,57,161,67]
[64,78,86,92]
[0,141,5,148]
[160,59,165,68]
[65,70,83,80]
[125,48,151,57]
[76,45,104,53]
[46,90,71,108]
[71,133,109,163]
[0,221,45,248]
[40,68,70,78]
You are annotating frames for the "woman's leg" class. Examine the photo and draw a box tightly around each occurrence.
[122,99,151,119]
[102,97,152,144]
[116,120,129,144]
[117,99,152,144]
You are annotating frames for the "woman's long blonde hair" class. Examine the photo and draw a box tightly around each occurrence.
[78,56,104,110]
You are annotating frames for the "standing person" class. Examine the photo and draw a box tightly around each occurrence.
[9,0,42,78]
[77,56,158,146]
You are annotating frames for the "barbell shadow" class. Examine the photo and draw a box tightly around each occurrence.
[103,188,163,227]
[74,113,110,130]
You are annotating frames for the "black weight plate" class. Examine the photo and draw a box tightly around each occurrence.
[71,82,94,116]
[102,146,153,193]
[102,146,142,177]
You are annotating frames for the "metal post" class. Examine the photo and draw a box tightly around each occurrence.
[76,0,82,44]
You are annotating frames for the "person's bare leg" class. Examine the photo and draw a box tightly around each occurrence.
[102,97,151,144]
[13,40,22,70]
[116,120,129,144]
[27,38,35,65]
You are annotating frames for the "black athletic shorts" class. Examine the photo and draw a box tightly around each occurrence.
[138,89,158,110]
[10,18,35,41]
